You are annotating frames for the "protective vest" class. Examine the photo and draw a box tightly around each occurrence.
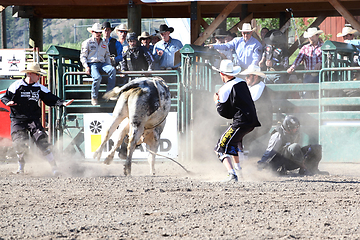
[108,38,118,57]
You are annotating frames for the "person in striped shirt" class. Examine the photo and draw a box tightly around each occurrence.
[287,27,324,83]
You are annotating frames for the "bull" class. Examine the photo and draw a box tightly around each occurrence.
[93,77,171,176]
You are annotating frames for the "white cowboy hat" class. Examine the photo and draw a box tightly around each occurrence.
[20,62,47,75]
[87,23,102,33]
[213,59,241,76]
[138,31,152,41]
[239,65,266,78]
[303,27,323,38]
[337,26,359,37]
[115,23,129,32]
[237,23,255,32]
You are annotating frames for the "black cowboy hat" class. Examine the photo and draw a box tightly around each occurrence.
[158,24,174,33]
[264,29,286,46]
[212,28,228,38]
[102,21,115,31]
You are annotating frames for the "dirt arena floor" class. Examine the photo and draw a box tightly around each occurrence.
[1,155,360,240]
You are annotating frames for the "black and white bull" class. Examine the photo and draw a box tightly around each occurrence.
[93,77,171,176]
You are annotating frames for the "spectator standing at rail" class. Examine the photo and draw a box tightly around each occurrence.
[102,21,123,68]
[120,32,153,72]
[138,31,155,67]
[115,23,129,53]
[208,23,262,70]
[259,30,289,84]
[1,62,74,175]
[225,32,237,66]
[153,24,183,70]
[225,32,237,43]
[287,27,324,84]
[212,28,233,68]
[213,60,260,182]
[260,27,270,46]
[151,33,161,46]
[139,31,154,54]
[214,28,233,60]
[337,26,359,42]
[80,23,116,106]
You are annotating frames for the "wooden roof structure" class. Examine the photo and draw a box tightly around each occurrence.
[1,0,360,47]
[1,0,360,19]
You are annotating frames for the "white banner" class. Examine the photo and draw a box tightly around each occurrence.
[83,112,178,160]
[0,49,26,76]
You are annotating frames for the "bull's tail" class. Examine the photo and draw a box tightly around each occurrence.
[103,86,122,101]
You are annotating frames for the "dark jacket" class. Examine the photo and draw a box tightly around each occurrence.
[121,46,153,71]
[260,125,300,163]
[108,37,118,57]
[263,44,289,71]
[216,77,260,128]
[1,79,65,120]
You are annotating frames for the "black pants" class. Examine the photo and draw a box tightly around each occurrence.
[11,119,51,156]
[214,125,254,157]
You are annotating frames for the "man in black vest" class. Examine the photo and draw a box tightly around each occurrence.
[102,21,123,68]
[120,32,153,72]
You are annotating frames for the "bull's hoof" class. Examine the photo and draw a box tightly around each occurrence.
[103,157,113,165]
[317,170,330,175]
[93,150,101,161]
[124,165,131,176]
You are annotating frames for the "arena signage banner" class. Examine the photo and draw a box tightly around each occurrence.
[0,49,26,76]
[83,112,178,160]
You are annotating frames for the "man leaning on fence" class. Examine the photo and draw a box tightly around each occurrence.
[102,21,123,68]
[80,23,116,106]
[152,24,183,70]
[287,27,324,84]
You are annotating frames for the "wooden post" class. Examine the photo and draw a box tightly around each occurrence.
[279,11,287,29]
[288,16,326,56]
[328,0,360,33]
[29,17,43,51]
[1,7,6,49]
[128,1,141,37]
[194,2,238,46]
[191,1,201,44]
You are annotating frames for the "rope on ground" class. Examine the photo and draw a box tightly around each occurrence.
[146,147,191,174]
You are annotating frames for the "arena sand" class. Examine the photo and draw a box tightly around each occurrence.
[1,156,360,239]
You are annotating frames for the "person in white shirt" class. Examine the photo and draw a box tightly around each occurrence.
[80,23,116,106]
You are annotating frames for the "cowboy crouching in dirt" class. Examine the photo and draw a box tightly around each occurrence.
[257,115,329,176]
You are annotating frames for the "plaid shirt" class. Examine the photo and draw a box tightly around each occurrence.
[290,41,323,71]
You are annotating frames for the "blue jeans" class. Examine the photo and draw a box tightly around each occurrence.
[303,74,319,83]
[89,62,116,99]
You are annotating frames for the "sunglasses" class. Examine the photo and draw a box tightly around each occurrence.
[118,31,127,33]
[242,32,252,35]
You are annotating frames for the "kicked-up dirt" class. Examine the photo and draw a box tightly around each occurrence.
[1,156,360,239]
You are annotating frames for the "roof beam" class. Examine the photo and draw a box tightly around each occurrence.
[327,0,360,32]
[194,2,239,46]
[288,15,327,56]
[228,13,253,33]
